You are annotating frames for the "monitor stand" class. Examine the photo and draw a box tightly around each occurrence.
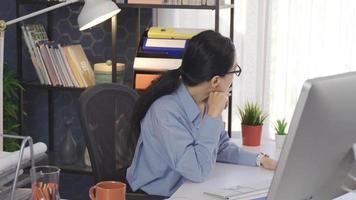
[340,143,356,193]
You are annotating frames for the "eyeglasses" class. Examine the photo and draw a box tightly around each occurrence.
[225,64,242,77]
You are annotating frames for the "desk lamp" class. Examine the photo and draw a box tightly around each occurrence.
[0,0,120,150]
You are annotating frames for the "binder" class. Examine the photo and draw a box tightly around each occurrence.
[142,37,188,58]
[133,57,181,72]
[147,27,205,39]
[135,74,160,90]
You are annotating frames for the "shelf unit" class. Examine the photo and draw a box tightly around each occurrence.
[118,3,234,9]
[15,0,120,173]
[23,82,86,91]
[127,0,235,136]
[15,0,234,173]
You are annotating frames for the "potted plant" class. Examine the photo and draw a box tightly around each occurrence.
[238,102,268,146]
[274,119,288,149]
[3,68,23,152]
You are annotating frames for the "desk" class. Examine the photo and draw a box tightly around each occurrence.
[169,138,279,200]
[0,188,32,200]
[334,192,356,200]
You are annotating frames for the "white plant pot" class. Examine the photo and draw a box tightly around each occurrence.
[275,134,286,149]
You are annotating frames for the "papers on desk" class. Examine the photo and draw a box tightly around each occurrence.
[333,191,356,199]
[0,142,47,173]
[203,180,270,200]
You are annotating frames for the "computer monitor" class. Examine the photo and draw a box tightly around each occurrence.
[268,72,356,200]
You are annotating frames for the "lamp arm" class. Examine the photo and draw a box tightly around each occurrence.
[6,0,79,27]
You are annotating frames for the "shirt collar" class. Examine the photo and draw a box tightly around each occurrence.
[176,83,201,122]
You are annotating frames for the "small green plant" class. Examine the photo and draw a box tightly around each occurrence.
[274,119,288,135]
[3,66,24,152]
[238,102,268,125]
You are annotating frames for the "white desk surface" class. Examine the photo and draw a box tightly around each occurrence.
[169,138,279,200]
[334,192,356,199]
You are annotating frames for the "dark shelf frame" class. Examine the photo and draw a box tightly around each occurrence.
[23,82,87,91]
[15,0,118,173]
[117,3,233,10]
[17,0,233,10]
[17,0,84,5]
[15,0,234,173]
[133,0,235,136]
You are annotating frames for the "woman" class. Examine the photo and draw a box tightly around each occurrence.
[126,30,277,197]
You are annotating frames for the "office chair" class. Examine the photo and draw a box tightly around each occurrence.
[79,83,165,200]
[79,83,138,182]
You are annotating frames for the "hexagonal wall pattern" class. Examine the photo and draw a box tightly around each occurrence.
[0,0,152,154]
[0,0,17,69]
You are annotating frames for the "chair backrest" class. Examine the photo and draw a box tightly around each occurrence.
[79,83,138,182]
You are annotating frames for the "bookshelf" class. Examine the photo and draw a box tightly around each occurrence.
[127,0,235,136]
[117,3,234,9]
[15,0,234,173]
[23,82,86,91]
[15,0,121,173]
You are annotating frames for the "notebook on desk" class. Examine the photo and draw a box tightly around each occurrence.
[203,179,270,200]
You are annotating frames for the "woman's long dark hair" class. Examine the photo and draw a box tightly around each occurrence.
[130,30,236,145]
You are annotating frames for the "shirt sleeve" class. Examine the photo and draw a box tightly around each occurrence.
[216,131,258,166]
[147,109,224,183]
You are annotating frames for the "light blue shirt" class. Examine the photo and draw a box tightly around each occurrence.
[126,83,258,197]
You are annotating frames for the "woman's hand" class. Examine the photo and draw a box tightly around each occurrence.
[260,157,278,170]
[207,92,229,118]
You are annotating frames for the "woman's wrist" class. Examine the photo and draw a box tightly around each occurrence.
[256,152,269,167]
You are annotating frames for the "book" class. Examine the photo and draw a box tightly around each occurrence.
[21,25,45,84]
[148,26,205,39]
[39,42,60,86]
[133,57,181,72]
[62,45,86,87]
[21,24,51,85]
[21,24,96,88]
[54,48,71,87]
[62,44,95,88]
[58,44,80,88]
[69,44,95,86]
[142,37,188,58]
[46,43,65,86]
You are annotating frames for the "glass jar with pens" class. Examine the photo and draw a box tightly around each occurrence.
[30,165,61,200]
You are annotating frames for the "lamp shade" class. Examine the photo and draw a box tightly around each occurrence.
[78,0,120,31]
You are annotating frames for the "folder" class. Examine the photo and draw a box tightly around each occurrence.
[142,37,188,58]
[133,57,181,72]
[135,74,161,90]
[148,27,205,39]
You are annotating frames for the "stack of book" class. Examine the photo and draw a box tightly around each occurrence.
[133,26,205,90]
[21,24,95,88]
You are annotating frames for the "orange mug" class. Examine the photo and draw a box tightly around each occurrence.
[89,181,126,200]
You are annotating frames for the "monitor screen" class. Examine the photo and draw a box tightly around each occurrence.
[268,72,356,200]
